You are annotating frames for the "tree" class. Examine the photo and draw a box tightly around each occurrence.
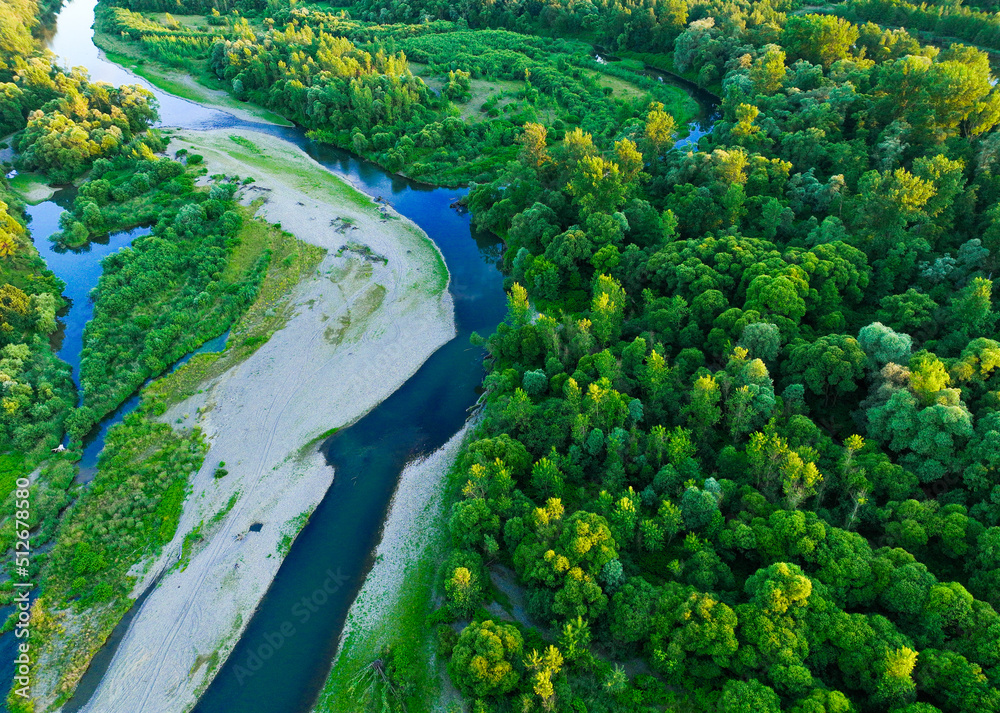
[686,374,722,441]
[850,167,935,254]
[650,583,739,682]
[568,154,628,215]
[785,335,866,403]
[879,646,918,702]
[867,387,973,483]
[877,289,938,335]
[783,15,860,67]
[949,277,997,337]
[590,274,626,346]
[519,122,550,168]
[523,645,563,711]
[609,577,659,644]
[449,620,523,698]
[858,322,913,371]
[719,679,781,712]
[750,45,787,95]
[643,101,677,159]
[681,486,720,530]
[790,689,853,713]
[443,550,487,618]
[739,322,781,362]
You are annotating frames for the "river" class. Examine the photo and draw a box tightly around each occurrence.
[38,0,507,712]
[25,0,719,710]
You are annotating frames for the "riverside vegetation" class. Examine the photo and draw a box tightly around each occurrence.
[0,0,321,709]
[7,0,1000,711]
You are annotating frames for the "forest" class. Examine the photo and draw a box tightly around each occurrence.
[93,0,700,184]
[287,1,1000,712]
[5,0,1000,711]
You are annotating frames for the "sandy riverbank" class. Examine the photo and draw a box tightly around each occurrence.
[314,425,469,713]
[70,128,454,713]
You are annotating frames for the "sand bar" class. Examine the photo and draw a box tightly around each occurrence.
[66,128,454,713]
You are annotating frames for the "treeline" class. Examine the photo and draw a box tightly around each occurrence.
[7,412,208,713]
[352,0,693,53]
[111,0,275,14]
[843,0,1000,54]
[97,5,695,184]
[0,182,74,456]
[422,7,1000,713]
[1,49,158,183]
[47,150,269,439]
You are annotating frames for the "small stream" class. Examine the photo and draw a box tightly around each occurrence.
[591,45,720,148]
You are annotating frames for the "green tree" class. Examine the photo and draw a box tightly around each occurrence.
[783,15,860,67]
[785,334,866,403]
[449,620,523,697]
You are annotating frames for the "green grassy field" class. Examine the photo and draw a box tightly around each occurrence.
[8,172,54,204]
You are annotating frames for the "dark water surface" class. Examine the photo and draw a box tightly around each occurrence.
[45,0,507,712]
[590,44,720,148]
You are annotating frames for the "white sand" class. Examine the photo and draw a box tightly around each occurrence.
[67,129,455,713]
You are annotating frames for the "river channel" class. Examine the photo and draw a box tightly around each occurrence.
[40,0,507,711]
[20,1,714,710]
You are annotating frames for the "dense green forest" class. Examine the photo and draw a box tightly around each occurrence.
[156,0,1000,712]
[436,4,1000,713]
[94,0,700,184]
[109,0,1000,708]
[8,0,1000,710]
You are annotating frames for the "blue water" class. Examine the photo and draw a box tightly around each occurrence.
[24,199,151,387]
[42,0,711,710]
[191,154,505,713]
[21,199,231,480]
[46,0,506,710]
[0,203,149,713]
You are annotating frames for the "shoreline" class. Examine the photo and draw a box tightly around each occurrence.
[62,128,455,713]
[314,426,471,713]
[91,35,293,128]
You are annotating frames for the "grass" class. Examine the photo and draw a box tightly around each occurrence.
[182,128,449,293]
[148,11,211,30]
[141,125,449,407]
[277,510,311,557]
[410,224,450,295]
[312,439,465,713]
[314,519,444,713]
[0,454,27,503]
[410,62,526,121]
[296,426,341,459]
[7,172,54,204]
[229,135,262,154]
[143,204,325,410]
[590,70,649,100]
[616,49,724,98]
[219,134,379,214]
[93,31,294,127]
[175,492,237,572]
